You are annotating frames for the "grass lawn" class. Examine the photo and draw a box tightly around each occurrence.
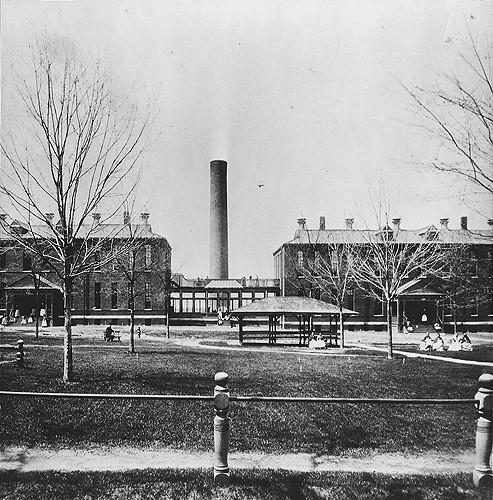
[2,469,493,500]
[0,329,489,456]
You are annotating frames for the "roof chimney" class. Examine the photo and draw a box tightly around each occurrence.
[439,218,449,230]
[345,218,354,230]
[319,216,326,231]
[45,213,54,224]
[297,218,306,230]
[140,213,149,224]
[123,211,130,225]
[460,216,468,230]
[92,213,101,224]
[392,218,401,231]
[487,219,493,227]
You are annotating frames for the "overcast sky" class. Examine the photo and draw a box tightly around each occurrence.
[2,0,492,278]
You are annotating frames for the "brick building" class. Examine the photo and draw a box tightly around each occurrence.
[0,213,171,326]
[274,216,493,332]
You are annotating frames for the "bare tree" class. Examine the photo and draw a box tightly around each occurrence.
[405,36,493,205]
[351,217,445,359]
[112,214,170,353]
[439,243,491,335]
[1,38,149,381]
[299,234,357,349]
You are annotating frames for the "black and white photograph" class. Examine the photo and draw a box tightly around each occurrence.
[1,1,492,498]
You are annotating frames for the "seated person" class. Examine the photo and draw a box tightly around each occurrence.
[404,320,414,333]
[461,333,473,351]
[432,333,444,351]
[418,333,433,351]
[433,321,442,333]
[104,325,115,342]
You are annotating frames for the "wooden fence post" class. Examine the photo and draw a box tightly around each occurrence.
[473,373,493,488]
[213,371,230,486]
[16,340,24,368]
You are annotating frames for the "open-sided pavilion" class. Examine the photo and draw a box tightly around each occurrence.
[231,296,358,347]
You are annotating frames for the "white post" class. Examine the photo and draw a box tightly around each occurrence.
[213,371,230,486]
[473,373,493,488]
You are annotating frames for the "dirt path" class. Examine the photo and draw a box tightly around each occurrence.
[0,446,476,475]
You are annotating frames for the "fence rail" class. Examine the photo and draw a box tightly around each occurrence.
[0,391,476,405]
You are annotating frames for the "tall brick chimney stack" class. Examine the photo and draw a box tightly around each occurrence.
[319,216,326,231]
[210,160,229,280]
[461,216,468,230]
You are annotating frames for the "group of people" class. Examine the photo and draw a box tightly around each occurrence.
[418,332,445,351]
[1,306,49,328]
[404,315,443,334]
[418,331,473,352]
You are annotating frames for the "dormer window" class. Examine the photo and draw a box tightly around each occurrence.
[377,225,393,242]
[418,225,440,241]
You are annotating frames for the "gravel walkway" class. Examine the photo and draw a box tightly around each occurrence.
[0,446,476,475]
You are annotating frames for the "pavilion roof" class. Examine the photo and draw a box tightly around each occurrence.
[231,296,358,316]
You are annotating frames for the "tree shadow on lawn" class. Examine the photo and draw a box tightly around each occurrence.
[0,469,487,500]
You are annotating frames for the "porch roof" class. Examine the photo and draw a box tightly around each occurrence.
[5,275,63,292]
[396,278,443,297]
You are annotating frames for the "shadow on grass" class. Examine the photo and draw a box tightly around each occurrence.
[0,469,490,500]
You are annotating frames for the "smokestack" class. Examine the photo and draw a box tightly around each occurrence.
[488,219,493,227]
[345,218,354,230]
[440,218,449,230]
[392,218,401,231]
[319,216,325,230]
[92,213,101,224]
[210,160,229,279]
[460,216,468,230]
[297,218,306,230]
[140,213,149,224]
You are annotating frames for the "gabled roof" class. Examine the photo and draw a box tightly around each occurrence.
[232,296,358,316]
[5,274,63,292]
[395,277,443,297]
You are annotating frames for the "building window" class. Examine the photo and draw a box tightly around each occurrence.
[297,251,304,268]
[145,245,152,267]
[0,252,5,270]
[22,252,32,271]
[94,251,101,270]
[144,282,151,310]
[374,297,383,316]
[347,289,354,311]
[111,283,118,309]
[94,282,101,309]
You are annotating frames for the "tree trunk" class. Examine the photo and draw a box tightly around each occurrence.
[386,299,393,359]
[34,277,39,339]
[129,282,135,353]
[129,307,135,354]
[339,307,344,349]
[63,276,74,382]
